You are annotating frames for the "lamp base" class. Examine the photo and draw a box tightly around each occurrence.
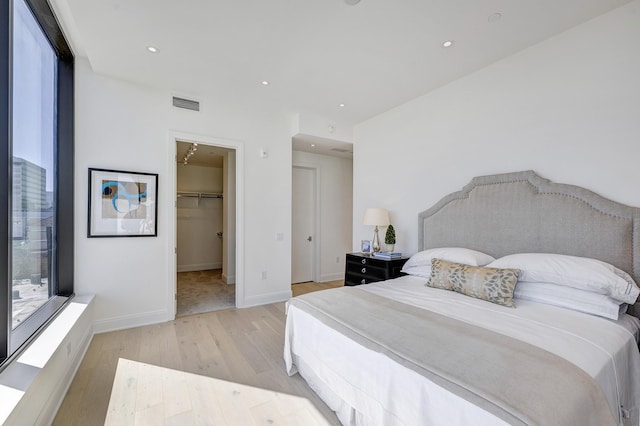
[372,226,381,253]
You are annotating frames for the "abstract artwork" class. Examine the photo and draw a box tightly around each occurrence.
[88,168,158,237]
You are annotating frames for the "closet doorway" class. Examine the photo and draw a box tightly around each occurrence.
[175,140,237,317]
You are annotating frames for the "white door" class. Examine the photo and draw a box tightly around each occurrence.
[292,166,315,283]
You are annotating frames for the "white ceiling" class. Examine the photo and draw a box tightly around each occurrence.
[292,135,354,159]
[177,141,230,168]
[55,0,631,128]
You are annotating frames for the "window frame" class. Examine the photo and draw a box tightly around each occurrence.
[1,0,74,367]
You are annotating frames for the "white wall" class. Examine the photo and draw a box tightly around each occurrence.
[177,164,223,272]
[293,150,353,282]
[353,1,640,256]
[177,163,223,193]
[293,112,354,143]
[75,59,293,332]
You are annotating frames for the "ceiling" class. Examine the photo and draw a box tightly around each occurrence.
[177,141,231,168]
[292,135,353,159]
[55,0,630,129]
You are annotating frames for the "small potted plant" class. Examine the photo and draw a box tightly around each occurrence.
[384,224,396,252]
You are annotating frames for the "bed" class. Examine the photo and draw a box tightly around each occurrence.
[284,170,640,426]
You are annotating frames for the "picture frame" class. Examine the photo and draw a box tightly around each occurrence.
[361,239,372,254]
[88,168,158,237]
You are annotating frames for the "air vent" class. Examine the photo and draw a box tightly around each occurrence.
[172,96,200,111]
[330,148,352,153]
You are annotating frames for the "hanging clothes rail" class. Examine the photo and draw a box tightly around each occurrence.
[177,191,223,206]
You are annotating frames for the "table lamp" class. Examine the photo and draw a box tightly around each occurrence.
[363,208,390,253]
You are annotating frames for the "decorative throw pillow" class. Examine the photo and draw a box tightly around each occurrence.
[427,258,520,307]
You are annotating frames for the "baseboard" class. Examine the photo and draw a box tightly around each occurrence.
[92,309,169,334]
[177,262,222,272]
[222,273,235,284]
[319,272,344,282]
[240,290,292,308]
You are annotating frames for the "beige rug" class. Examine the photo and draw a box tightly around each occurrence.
[177,269,235,317]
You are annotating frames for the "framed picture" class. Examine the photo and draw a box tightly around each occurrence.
[361,240,372,254]
[88,168,158,237]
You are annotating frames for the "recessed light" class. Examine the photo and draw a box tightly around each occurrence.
[146,46,158,53]
[311,144,316,147]
[442,40,454,48]
[261,80,270,86]
[488,12,502,23]
[339,103,345,107]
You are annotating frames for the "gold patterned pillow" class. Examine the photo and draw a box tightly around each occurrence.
[427,258,520,307]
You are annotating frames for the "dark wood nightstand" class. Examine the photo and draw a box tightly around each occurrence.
[344,253,408,286]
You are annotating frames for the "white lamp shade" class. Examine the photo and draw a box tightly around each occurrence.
[363,208,390,226]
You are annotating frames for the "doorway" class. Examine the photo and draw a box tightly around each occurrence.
[175,140,237,316]
[292,166,317,283]
[291,135,353,290]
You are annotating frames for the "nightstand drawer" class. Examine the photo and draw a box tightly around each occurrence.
[345,276,376,286]
[345,262,385,278]
[344,253,408,286]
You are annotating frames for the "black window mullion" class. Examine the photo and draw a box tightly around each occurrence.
[56,55,73,296]
[0,0,10,363]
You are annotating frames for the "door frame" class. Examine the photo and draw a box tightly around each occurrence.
[292,162,321,283]
[167,131,245,318]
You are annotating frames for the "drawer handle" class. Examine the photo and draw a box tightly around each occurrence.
[361,259,367,265]
[361,279,366,284]
[361,267,366,273]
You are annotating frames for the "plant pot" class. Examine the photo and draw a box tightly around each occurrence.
[385,244,395,253]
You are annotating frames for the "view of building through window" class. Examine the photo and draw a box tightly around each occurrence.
[11,0,56,329]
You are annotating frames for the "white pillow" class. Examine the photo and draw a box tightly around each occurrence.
[401,247,495,277]
[401,265,432,278]
[488,253,640,304]
[514,281,627,320]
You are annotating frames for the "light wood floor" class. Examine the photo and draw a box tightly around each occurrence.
[53,280,343,425]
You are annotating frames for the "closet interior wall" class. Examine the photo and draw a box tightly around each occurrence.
[177,163,223,272]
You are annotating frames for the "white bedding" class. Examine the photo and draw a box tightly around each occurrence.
[284,275,640,426]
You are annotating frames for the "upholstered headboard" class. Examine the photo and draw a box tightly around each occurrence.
[418,170,640,317]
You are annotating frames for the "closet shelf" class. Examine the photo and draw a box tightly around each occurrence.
[177,191,223,200]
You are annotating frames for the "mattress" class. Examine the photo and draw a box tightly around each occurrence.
[284,275,640,425]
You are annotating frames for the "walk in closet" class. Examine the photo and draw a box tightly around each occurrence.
[176,141,236,316]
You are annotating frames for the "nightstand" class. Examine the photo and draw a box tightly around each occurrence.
[344,253,408,286]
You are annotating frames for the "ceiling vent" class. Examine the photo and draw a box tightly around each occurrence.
[330,148,352,153]
[172,96,200,112]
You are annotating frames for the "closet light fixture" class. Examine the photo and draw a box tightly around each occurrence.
[181,142,199,165]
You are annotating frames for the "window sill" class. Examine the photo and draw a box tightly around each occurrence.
[0,294,94,425]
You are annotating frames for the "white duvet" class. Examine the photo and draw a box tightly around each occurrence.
[284,275,640,426]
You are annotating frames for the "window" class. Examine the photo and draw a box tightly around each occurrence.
[1,0,74,368]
